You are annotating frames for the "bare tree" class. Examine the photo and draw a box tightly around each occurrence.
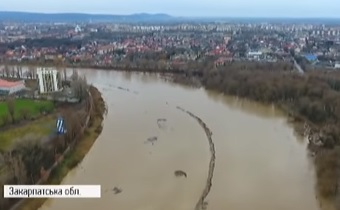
[51,92,58,104]
[0,175,10,209]
[6,97,15,123]
[19,66,23,78]
[19,108,30,120]
[3,152,27,184]
[49,135,67,156]
[71,75,88,101]
[26,70,32,79]
[1,114,11,126]
[63,68,67,81]
[9,135,54,184]
[4,65,10,77]
[16,66,21,79]
[70,69,79,81]
[27,66,36,79]
[32,66,37,79]
[62,110,82,145]
[10,66,15,78]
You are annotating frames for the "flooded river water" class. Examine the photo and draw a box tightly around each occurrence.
[40,69,320,210]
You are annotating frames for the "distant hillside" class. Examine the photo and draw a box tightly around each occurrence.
[0,11,175,23]
[0,11,338,24]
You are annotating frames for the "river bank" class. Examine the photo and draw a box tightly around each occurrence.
[14,86,106,210]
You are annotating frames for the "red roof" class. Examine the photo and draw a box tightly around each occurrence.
[0,79,23,88]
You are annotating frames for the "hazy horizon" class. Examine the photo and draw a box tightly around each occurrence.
[1,0,340,18]
[1,11,340,19]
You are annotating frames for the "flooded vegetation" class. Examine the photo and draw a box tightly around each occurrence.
[176,106,215,210]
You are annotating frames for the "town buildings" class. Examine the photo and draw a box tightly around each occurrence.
[1,21,340,70]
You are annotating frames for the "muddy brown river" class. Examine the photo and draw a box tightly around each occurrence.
[39,69,321,210]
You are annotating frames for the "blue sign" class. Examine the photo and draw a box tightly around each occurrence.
[304,54,318,62]
[56,117,67,134]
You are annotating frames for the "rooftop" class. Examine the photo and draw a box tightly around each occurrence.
[0,79,24,88]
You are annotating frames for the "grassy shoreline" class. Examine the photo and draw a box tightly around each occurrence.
[15,86,106,210]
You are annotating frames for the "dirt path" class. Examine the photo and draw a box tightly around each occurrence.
[176,106,215,210]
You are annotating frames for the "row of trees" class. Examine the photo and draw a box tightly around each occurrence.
[1,37,83,50]
[1,65,24,79]
[1,65,38,80]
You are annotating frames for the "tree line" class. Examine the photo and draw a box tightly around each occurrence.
[0,37,83,50]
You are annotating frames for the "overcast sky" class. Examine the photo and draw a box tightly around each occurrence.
[1,0,340,18]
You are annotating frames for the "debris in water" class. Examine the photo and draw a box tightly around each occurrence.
[112,187,122,194]
[174,170,187,178]
[157,118,167,129]
[157,118,167,122]
[145,136,158,145]
[116,86,139,94]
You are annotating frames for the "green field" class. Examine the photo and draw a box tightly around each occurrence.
[0,99,54,121]
[0,99,55,150]
[0,116,55,151]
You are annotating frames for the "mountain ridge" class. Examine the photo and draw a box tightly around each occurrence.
[0,11,175,23]
[0,11,339,24]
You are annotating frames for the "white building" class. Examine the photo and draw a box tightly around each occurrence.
[247,51,263,60]
[37,68,61,94]
[247,51,263,56]
[75,25,82,33]
[0,79,26,95]
[335,63,340,69]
